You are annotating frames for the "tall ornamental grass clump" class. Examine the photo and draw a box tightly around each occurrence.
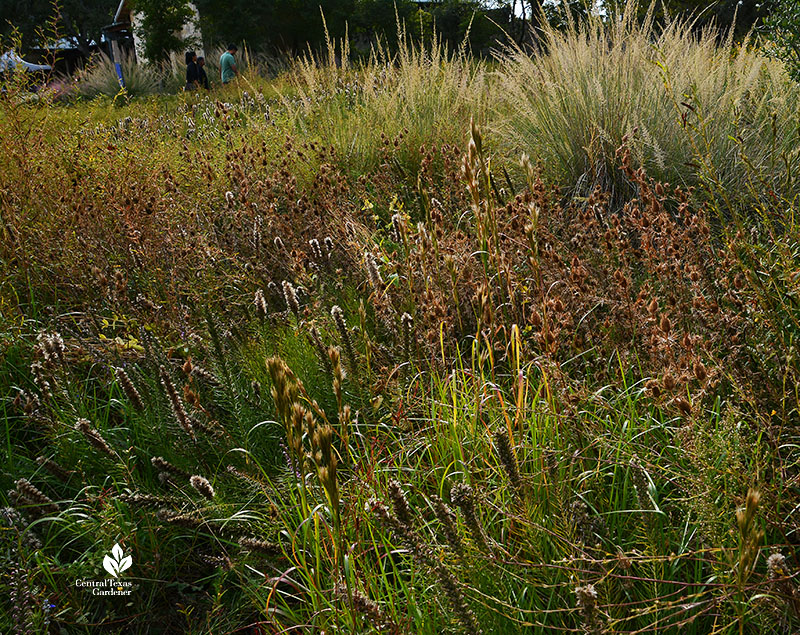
[495,3,800,207]
[75,53,162,98]
[282,26,488,175]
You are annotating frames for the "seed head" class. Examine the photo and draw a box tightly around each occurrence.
[309,238,323,261]
[14,479,59,516]
[331,305,357,372]
[494,428,523,493]
[254,289,268,318]
[238,536,281,555]
[159,366,195,440]
[114,367,144,411]
[35,456,72,482]
[575,584,603,634]
[387,480,413,528]
[365,251,384,291]
[76,418,116,458]
[430,494,463,555]
[450,483,490,552]
[282,280,300,320]
[190,475,215,500]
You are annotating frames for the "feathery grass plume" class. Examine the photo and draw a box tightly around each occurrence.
[309,238,323,261]
[252,216,262,253]
[433,561,483,635]
[35,456,73,483]
[312,422,339,519]
[238,536,282,555]
[365,251,384,291]
[430,494,463,555]
[630,457,652,512]
[201,553,233,570]
[334,584,395,633]
[191,364,220,386]
[493,427,523,494]
[267,356,300,423]
[30,361,54,400]
[575,584,603,635]
[227,464,264,489]
[250,380,261,403]
[287,403,306,478]
[391,212,406,244]
[37,332,65,365]
[371,500,482,634]
[190,475,215,500]
[9,563,35,635]
[75,418,116,458]
[159,365,195,440]
[450,483,491,553]
[1,506,42,549]
[157,509,204,529]
[736,488,764,582]
[114,366,144,411]
[118,493,176,509]
[324,236,334,259]
[331,305,357,372]
[328,346,350,443]
[309,326,333,376]
[282,280,301,320]
[151,456,191,480]
[387,480,413,528]
[14,479,59,516]
[254,289,268,319]
[400,312,414,363]
[766,552,799,614]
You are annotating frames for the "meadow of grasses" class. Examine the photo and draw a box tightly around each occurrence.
[1,5,800,634]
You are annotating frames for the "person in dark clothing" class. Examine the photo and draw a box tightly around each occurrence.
[185,51,199,91]
[197,56,209,90]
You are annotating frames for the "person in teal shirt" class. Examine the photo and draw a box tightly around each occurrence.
[220,44,238,84]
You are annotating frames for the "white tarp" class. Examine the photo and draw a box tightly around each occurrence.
[0,50,52,73]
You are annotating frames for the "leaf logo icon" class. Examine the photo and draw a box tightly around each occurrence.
[103,543,132,578]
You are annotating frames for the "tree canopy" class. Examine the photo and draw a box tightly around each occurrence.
[0,0,779,62]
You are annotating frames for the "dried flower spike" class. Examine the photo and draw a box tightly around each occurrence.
[450,483,490,552]
[115,367,144,411]
[76,418,116,458]
[159,366,195,440]
[494,428,523,494]
[190,475,215,500]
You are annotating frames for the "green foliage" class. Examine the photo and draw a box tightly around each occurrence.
[132,0,196,63]
[0,0,117,54]
[605,0,772,39]
[762,0,800,81]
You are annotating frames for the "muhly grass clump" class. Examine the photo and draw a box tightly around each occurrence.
[1,4,800,632]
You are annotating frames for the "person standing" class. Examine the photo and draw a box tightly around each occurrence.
[197,56,209,90]
[220,44,238,85]
[185,51,199,91]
